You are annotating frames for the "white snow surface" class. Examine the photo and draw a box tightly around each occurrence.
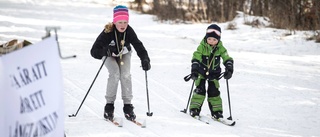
[1,0,320,137]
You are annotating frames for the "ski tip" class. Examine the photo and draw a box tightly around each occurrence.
[229,121,236,126]
[118,118,123,127]
[141,119,147,128]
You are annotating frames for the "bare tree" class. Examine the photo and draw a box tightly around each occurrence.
[146,0,319,30]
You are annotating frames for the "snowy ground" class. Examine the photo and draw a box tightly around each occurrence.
[1,0,320,137]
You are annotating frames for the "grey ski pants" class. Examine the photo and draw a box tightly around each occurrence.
[103,51,132,104]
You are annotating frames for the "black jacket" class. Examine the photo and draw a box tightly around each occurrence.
[90,24,149,62]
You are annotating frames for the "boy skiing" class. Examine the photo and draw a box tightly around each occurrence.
[189,24,234,119]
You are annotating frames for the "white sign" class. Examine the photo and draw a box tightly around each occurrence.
[0,37,64,137]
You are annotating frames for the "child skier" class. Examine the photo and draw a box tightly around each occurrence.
[90,5,151,121]
[189,24,234,119]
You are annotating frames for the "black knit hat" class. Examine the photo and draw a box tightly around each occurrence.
[205,24,221,41]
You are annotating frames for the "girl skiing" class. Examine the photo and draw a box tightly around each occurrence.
[90,5,151,121]
[189,24,233,119]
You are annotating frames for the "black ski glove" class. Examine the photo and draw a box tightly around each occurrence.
[142,58,151,71]
[224,60,234,79]
[191,61,200,80]
[191,72,198,80]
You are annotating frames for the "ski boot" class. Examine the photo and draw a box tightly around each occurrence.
[104,103,114,121]
[189,108,200,117]
[123,104,136,121]
[212,111,223,119]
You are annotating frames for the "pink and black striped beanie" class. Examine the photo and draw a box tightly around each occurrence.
[205,24,221,41]
[113,5,129,23]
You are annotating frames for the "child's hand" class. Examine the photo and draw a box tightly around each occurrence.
[224,70,232,79]
[224,60,233,79]
[142,58,151,71]
[191,72,198,80]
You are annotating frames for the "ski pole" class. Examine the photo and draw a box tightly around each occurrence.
[180,80,195,113]
[69,57,107,117]
[145,71,153,116]
[226,79,233,120]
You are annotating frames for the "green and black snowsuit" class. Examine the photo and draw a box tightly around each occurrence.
[189,38,233,115]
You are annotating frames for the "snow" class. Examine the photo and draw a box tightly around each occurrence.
[1,0,320,137]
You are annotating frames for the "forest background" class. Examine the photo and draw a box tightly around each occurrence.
[130,0,320,42]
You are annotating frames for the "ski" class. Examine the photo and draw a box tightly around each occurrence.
[205,114,236,126]
[194,116,209,124]
[105,118,123,127]
[127,119,146,128]
[193,115,235,126]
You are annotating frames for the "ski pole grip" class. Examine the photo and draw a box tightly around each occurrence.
[184,74,192,82]
[217,72,225,80]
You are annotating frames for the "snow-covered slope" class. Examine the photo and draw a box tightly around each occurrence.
[1,0,320,137]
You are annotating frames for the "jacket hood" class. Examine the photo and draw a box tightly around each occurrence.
[104,22,114,33]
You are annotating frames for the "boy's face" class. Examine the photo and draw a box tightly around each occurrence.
[114,20,128,32]
[206,37,218,46]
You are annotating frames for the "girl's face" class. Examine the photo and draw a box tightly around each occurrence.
[206,37,219,46]
[114,20,128,33]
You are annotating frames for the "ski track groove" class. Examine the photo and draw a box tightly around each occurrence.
[63,82,98,118]
[132,75,182,111]
[132,71,191,109]
[64,77,104,117]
